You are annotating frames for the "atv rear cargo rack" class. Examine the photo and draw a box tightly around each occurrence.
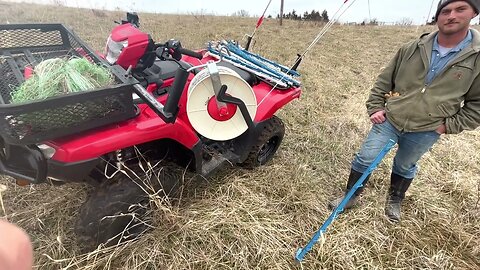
[0,23,137,145]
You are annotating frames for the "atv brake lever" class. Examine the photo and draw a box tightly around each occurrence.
[155,46,174,61]
[186,47,226,73]
[186,59,221,73]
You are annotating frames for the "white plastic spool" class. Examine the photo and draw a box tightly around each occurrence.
[186,66,257,141]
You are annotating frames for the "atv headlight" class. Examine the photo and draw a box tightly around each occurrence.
[105,35,128,64]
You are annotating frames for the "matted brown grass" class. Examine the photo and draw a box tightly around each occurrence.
[0,1,479,269]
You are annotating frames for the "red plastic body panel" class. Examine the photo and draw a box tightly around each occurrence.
[251,82,301,122]
[111,24,149,69]
[50,106,200,162]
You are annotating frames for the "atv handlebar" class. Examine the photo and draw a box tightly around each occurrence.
[156,39,203,61]
[177,47,203,60]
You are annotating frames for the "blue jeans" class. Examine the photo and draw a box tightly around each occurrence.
[351,120,440,179]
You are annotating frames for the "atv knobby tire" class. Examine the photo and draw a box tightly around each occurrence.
[75,165,180,252]
[243,115,285,168]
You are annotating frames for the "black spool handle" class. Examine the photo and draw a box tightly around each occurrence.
[216,85,254,129]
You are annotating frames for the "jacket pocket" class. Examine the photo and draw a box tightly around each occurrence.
[385,96,402,107]
[385,96,408,116]
[454,64,473,70]
[450,63,474,80]
[436,102,460,117]
[438,64,474,96]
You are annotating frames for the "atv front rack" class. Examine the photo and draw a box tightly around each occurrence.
[0,24,137,145]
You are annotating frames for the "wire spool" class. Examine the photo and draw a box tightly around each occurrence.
[186,66,257,141]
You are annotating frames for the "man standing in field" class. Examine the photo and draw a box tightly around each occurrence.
[329,0,480,222]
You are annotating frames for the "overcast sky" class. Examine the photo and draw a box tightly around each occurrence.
[5,0,445,25]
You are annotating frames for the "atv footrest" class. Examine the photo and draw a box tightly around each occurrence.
[201,148,239,177]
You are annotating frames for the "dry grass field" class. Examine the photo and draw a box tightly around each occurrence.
[0,1,479,269]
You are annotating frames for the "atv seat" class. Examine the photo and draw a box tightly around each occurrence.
[143,60,257,87]
[144,60,193,81]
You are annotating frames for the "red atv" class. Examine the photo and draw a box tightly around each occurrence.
[0,13,301,250]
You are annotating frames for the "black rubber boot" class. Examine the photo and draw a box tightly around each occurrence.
[328,169,370,210]
[385,173,412,223]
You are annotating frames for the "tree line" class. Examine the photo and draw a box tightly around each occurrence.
[232,9,330,22]
[277,9,329,22]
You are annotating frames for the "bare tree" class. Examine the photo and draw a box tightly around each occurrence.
[53,0,66,6]
[395,17,413,26]
[232,10,250,17]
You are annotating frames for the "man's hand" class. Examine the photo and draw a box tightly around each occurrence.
[0,220,33,270]
[435,124,446,134]
[370,110,386,124]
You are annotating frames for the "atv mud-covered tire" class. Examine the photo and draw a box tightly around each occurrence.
[243,115,285,168]
[75,165,180,252]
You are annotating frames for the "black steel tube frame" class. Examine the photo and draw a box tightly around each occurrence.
[0,144,47,184]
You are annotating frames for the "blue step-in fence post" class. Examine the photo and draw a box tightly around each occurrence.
[295,139,396,262]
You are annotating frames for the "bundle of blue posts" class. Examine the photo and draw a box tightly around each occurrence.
[207,40,301,88]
